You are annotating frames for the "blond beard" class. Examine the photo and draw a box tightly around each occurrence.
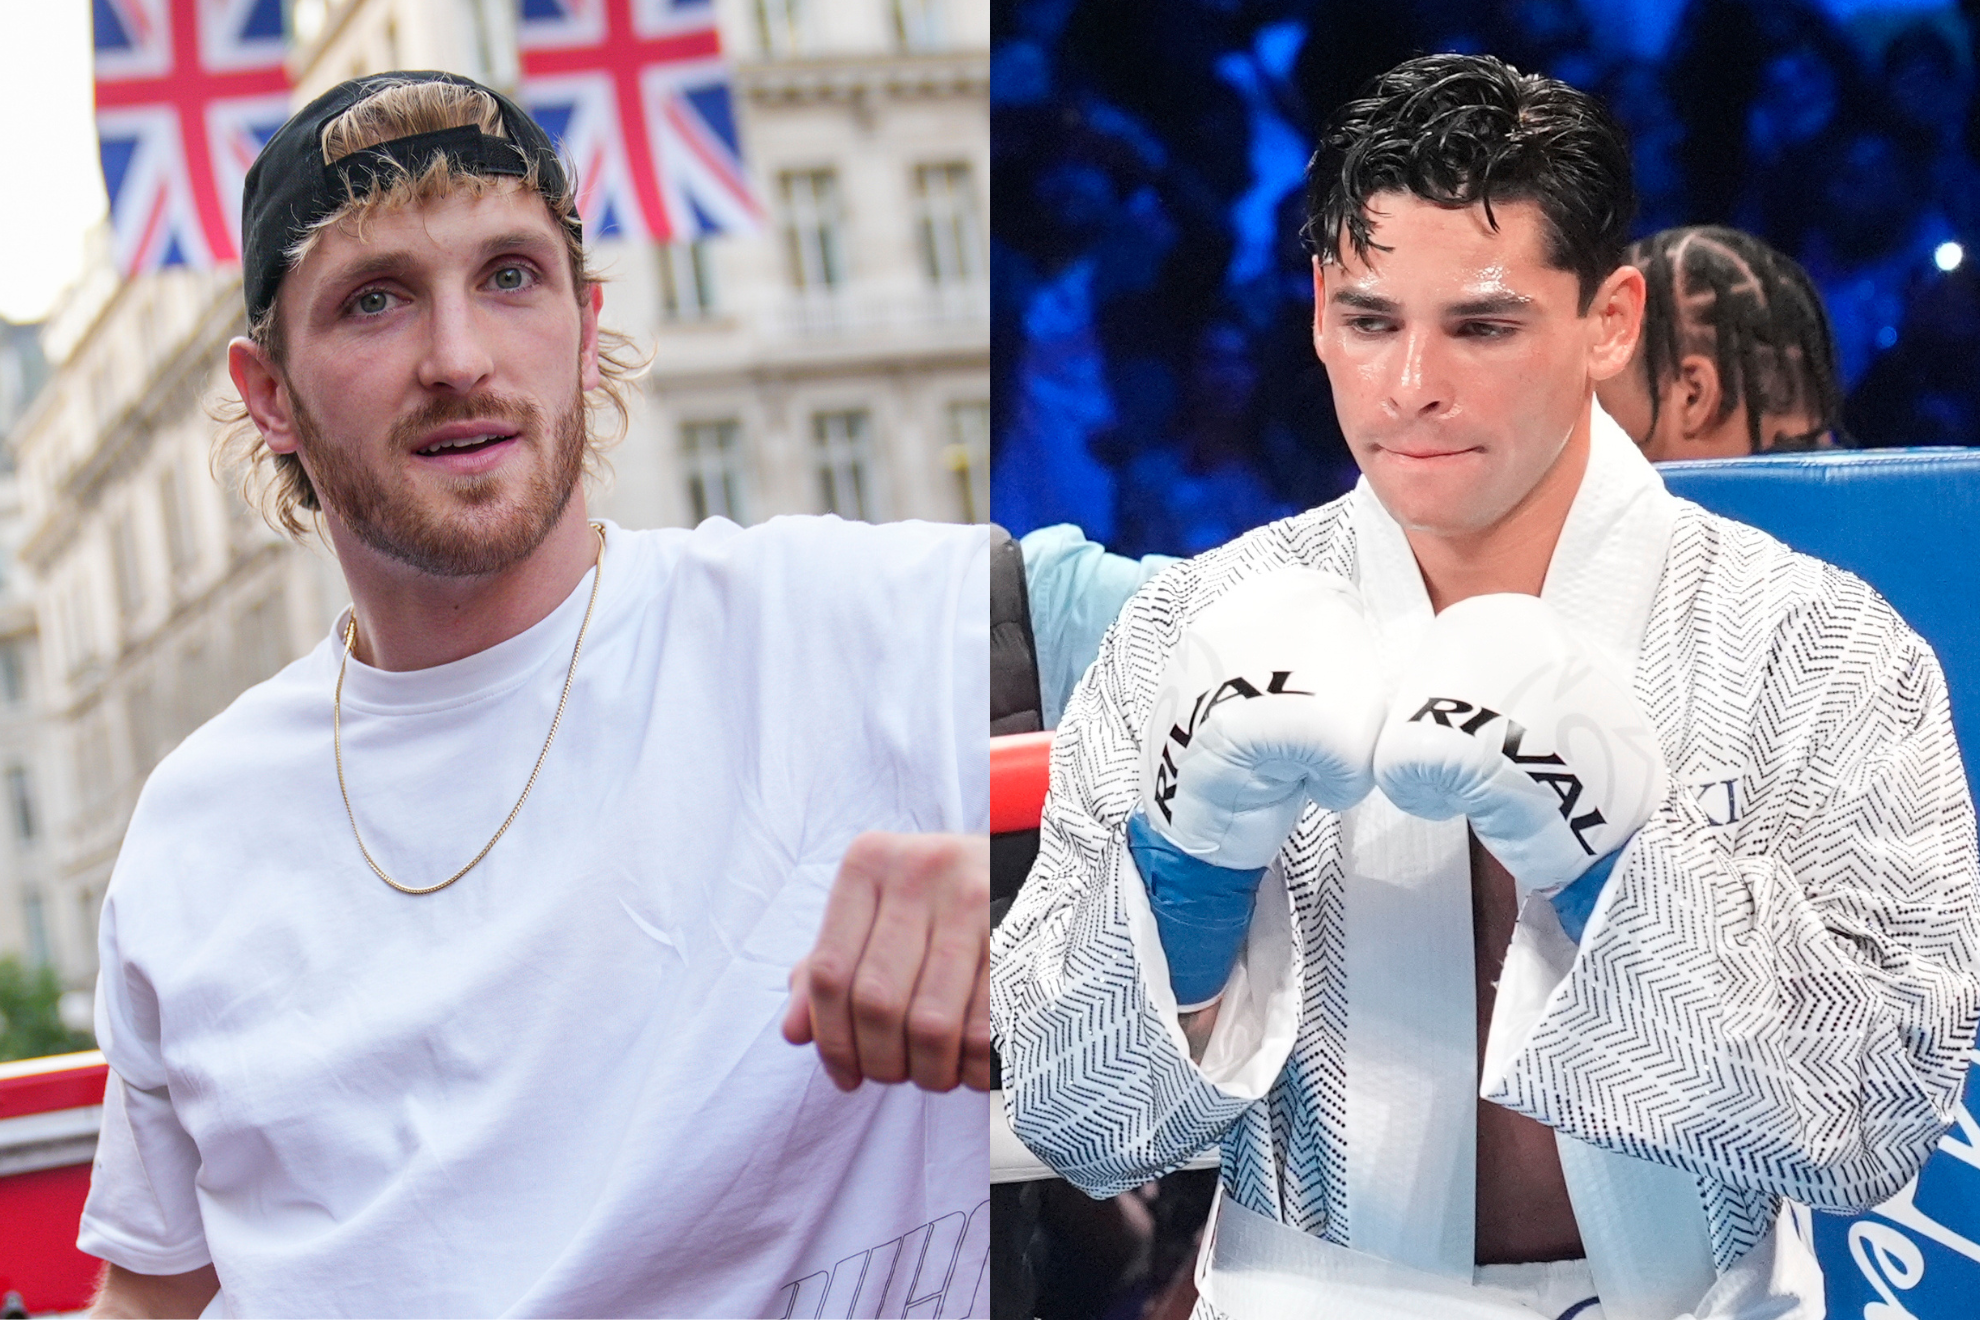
[291,383,588,578]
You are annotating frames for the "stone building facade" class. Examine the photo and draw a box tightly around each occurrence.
[0,322,52,973]
[7,261,348,984]
[1,0,987,985]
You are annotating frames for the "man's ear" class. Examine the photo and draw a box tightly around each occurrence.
[1586,264,1646,383]
[578,283,604,393]
[1673,353,1725,438]
[1310,257,1328,360]
[227,336,299,455]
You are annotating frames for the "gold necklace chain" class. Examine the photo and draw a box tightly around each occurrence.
[333,522,606,896]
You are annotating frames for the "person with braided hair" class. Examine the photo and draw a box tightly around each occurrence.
[1597,225,1845,460]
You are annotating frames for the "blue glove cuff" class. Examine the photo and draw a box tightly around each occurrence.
[1550,839,1628,944]
[1125,810,1267,1007]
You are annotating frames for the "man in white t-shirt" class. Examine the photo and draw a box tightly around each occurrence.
[79,71,989,1319]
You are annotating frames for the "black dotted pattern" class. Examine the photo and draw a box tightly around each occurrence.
[990,495,1980,1275]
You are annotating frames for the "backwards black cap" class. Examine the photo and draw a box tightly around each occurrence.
[240,70,579,326]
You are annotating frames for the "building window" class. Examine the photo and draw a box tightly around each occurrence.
[127,677,168,775]
[23,889,49,967]
[224,481,257,535]
[7,765,35,842]
[136,292,159,357]
[90,361,117,429]
[780,169,845,293]
[80,886,100,958]
[176,641,211,740]
[67,580,99,676]
[160,465,196,574]
[52,596,72,678]
[943,400,989,524]
[0,641,24,705]
[236,591,289,691]
[77,707,113,817]
[111,518,144,620]
[915,162,980,288]
[813,410,875,521]
[753,0,805,56]
[681,420,747,525]
[659,241,717,320]
[892,0,944,51]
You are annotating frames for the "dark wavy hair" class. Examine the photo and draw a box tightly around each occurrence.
[1627,225,1844,451]
[1304,53,1636,313]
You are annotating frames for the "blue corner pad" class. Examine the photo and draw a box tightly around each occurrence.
[1124,810,1267,1007]
[1551,843,1626,944]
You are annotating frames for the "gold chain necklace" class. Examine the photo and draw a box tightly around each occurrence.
[333,521,606,896]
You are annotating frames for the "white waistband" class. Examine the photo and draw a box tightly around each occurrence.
[1199,1187,1595,1319]
[1196,1185,1824,1320]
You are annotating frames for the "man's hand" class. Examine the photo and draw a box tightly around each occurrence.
[782,832,990,1093]
[1141,567,1386,868]
[1373,593,1668,895]
[1131,567,1386,1008]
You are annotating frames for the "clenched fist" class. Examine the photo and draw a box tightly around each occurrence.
[783,832,990,1093]
[1141,567,1389,869]
[1373,593,1667,896]
[1131,567,1388,1007]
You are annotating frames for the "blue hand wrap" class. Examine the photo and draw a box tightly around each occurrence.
[1550,840,1627,944]
[1125,810,1267,1007]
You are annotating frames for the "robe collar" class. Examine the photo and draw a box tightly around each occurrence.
[1331,402,1684,1283]
[1348,403,1678,674]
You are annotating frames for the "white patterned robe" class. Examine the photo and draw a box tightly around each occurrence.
[990,440,1980,1282]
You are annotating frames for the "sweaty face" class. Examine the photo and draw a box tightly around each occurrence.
[1316,195,1608,539]
[270,183,597,577]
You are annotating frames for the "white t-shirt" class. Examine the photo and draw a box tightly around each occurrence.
[78,516,991,1319]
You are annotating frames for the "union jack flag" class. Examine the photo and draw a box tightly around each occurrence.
[518,0,764,242]
[92,0,290,277]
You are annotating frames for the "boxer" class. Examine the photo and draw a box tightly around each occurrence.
[993,53,1978,1320]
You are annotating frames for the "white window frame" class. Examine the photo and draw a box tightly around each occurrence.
[812,410,877,521]
[159,464,197,575]
[659,241,718,321]
[680,419,748,524]
[754,0,806,56]
[943,400,989,524]
[780,169,847,294]
[892,0,945,51]
[7,764,35,842]
[914,162,981,287]
[111,516,144,621]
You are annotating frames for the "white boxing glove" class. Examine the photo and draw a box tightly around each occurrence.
[1373,593,1668,896]
[1140,567,1389,869]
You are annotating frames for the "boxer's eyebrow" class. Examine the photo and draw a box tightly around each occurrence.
[1332,290,1400,313]
[1445,294,1533,317]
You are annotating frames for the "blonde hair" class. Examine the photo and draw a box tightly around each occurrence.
[212,77,648,539]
